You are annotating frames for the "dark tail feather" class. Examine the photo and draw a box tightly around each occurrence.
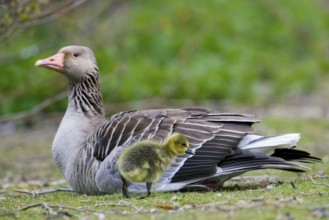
[218,149,309,174]
[271,148,322,163]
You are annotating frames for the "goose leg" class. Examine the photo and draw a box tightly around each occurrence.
[137,182,152,199]
[120,175,130,198]
[146,182,152,197]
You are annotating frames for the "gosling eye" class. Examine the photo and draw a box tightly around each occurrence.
[73,52,80,57]
[181,143,186,147]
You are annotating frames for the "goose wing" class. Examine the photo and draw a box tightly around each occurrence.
[89,107,260,182]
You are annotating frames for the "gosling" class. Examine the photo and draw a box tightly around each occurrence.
[117,133,194,199]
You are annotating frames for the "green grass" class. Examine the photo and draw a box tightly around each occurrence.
[0,176,328,219]
[0,116,328,219]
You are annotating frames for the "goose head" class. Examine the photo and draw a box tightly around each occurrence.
[35,45,98,81]
[167,133,194,156]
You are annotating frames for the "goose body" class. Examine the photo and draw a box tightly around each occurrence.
[118,133,192,198]
[35,45,321,195]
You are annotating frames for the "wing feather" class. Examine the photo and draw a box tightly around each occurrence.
[89,108,260,183]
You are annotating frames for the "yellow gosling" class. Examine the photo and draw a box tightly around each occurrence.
[117,133,194,198]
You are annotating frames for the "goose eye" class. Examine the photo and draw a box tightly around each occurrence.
[73,53,80,57]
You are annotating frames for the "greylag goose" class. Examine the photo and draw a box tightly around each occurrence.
[35,45,321,195]
[118,133,193,198]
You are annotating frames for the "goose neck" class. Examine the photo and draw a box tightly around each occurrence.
[68,76,105,118]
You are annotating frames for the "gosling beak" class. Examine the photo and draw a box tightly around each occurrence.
[185,148,195,155]
[35,52,65,71]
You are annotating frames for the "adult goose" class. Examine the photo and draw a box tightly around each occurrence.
[35,45,321,195]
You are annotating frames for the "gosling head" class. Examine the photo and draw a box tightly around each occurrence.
[35,45,98,81]
[166,133,194,156]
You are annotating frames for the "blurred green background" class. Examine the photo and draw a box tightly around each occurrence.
[1,0,329,116]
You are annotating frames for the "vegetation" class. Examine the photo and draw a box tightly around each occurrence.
[0,178,329,220]
[1,0,329,115]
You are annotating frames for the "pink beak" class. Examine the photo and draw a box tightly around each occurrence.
[35,52,65,71]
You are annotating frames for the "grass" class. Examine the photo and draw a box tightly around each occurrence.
[0,176,328,219]
[0,114,328,219]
